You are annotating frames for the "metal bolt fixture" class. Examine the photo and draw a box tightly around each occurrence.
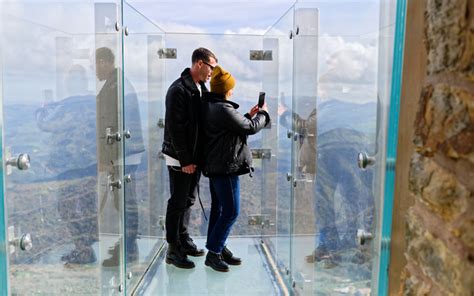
[287,129,293,139]
[286,173,292,182]
[19,234,33,251]
[124,26,129,36]
[106,127,122,144]
[357,152,375,169]
[118,284,123,292]
[115,21,121,32]
[123,130,131,139]
[124,174,132,183]
[289,30,294,39]
[108,175,122,192]
[127,272,133,280]
[9,233,33,252]
[356,229,373,245]
[6,153,31,170]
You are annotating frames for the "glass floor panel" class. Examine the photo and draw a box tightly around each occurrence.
[273,236,372,295]
[137,237,281,296]
[8,235,161,294]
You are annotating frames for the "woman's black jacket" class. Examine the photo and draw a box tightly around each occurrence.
[200,92,270,177]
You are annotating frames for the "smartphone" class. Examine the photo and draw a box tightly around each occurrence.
[258,92,266,108]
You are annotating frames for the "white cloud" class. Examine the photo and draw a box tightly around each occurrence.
[224,27,268,35]
[319,34,377,84]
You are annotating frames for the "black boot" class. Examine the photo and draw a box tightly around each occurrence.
[205,251,229,272]
[222,246,242,265]
[180,235,205,257]
[166,243,195,269]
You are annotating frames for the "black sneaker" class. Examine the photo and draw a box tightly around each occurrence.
[205,251,229,272]
[102,241,139,267]
[222,246,242,265]
[166,243,195,269]
[180,236,205,257]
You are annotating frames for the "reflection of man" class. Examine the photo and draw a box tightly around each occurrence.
[162,48,217,269]
[95,47,144,267]
[36,64,98,265]
[278,99,373,267]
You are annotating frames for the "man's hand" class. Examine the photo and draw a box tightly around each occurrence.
[182,164,197,174]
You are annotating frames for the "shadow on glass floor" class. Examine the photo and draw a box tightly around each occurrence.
[136,236,372,296]
[136,237,280,296]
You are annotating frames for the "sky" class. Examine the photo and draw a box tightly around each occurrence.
[0,0,396,107]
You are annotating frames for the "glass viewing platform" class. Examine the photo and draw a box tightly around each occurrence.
[0,0,405,295]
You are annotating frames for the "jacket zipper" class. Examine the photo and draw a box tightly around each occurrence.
[191,93,199,159]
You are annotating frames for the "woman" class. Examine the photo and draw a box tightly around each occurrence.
[201,65,270,272]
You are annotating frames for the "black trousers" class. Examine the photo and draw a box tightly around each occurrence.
[165,166,200,244]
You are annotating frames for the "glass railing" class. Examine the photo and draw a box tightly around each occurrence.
[0,0,403,295]
[261,4,295,290]
[0,1,124,294]
[122,2,167,291]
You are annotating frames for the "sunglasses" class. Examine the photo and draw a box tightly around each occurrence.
[202,61,215,71]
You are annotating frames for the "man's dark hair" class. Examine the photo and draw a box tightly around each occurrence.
[192,47,217,64]
[96,47,115,64]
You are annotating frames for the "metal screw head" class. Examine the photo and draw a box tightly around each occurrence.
[115,21,121,32]
[127,272,133,280]
[17,153,31,170]
[289,30,294,39]
[124,26,129,36]
[118,284,123,292]
[19,233,33,251]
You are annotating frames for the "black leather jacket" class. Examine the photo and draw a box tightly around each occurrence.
[162,68,208,167]
[201,92,270,177]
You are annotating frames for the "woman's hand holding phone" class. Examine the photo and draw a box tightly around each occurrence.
[249,104,259,117]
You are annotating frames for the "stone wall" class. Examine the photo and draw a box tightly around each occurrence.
[401,0,474,295]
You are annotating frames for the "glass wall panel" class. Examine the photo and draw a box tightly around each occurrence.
[289,6,319,294]
[373,0,400,294]
[0,1,125,294]
[0,4,7,291]
[299,1,382,295]
[262,5,294,288]
[122,1,167,293]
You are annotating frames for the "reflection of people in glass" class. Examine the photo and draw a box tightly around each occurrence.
[36,64,98,265]
[95,47,144,267]
[202,66,270,272]
[162,48,217,269]
[279,98,373,267]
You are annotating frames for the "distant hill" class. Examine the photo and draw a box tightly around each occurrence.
[317,99,377,135]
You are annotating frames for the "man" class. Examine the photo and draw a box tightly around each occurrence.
[95,47,144,267]
[279,99,374,268]
[162,47,218,269]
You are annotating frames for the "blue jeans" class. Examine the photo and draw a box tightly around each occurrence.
[314,174,340,252]
[206,175,240,254]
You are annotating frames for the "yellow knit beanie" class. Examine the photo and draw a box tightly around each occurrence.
[210,65,235,95]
